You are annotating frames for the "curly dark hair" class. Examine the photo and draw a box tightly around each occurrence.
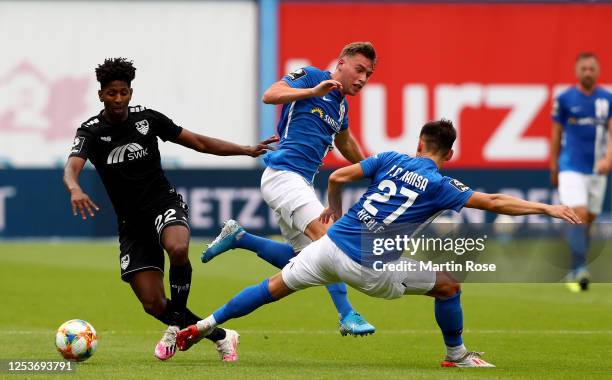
[95,58,136,88]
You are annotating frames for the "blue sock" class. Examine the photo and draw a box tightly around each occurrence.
[326,283,353,319]
[434,292,463,347]
[234,232,296,269]
[212,279,276,325]
[567,225,588,272]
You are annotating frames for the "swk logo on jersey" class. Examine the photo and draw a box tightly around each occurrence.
[107,143,148,164]
[135,120,149,135]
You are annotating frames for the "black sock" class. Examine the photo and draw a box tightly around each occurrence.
[183,307,201,326]
[169,263,226,341]
[205,328,227,342]
[155,299,181,326]
[169,262,192,318]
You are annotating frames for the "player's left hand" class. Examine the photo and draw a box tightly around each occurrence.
[595,158,610,174]
[319,207,341,224]
[546,205,582,224]
[245,135,279,157]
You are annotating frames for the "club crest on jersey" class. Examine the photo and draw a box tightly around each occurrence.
[135,120,149,135]
[120,254,130,270]
[450,179,470,192]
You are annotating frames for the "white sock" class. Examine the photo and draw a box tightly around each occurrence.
[446,344,467,360]
[196,315,217,334]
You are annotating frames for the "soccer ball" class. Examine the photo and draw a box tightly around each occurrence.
[55,319,97,362]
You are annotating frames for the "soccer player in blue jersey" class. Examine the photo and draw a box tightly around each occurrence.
[177,119,580,367]
[550,52,612,292]
[202,42,376,335]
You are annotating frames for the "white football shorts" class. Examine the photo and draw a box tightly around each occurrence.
[261,167,324,252]
[558,171,607,214]
[281,235,436,299]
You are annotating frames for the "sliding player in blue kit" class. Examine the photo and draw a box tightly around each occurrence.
[177,119,581,367]
[202,42,377,336]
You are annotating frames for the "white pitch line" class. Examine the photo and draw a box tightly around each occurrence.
[2,329,612,335]
[242,329,612,335]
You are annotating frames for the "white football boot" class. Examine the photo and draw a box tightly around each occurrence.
[441,351,495,368]
[154,325,179,361]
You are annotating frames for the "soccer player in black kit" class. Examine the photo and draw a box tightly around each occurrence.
[63,58,277,361]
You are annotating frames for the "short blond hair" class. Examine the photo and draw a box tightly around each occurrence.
[339,42,377,65]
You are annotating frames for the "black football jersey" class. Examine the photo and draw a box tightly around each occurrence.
[69,106,183,220]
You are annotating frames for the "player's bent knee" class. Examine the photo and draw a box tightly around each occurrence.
[434,283,460,299]
[165,242,189,263]
[446,281,461,297]
[268,273,294,300]
[428,271,460,298]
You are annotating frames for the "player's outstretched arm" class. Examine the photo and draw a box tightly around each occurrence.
[334,130,365,163]
[173,129,278,157]
[320,163,365,224]
[262,80,343,104]
[63,157,99,220]
[464,191,581,224]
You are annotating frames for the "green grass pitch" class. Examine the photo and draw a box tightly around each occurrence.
[1,241,611,379]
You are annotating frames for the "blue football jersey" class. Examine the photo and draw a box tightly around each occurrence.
[327,151,474,264]
[263,66,349,183]
[552,86,612,174]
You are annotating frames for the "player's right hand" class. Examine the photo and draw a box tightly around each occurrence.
[245,135,279,157]
[311,80,343,98]
[70,189,100,220]
[546,205,581,224]
[319,207,341,224]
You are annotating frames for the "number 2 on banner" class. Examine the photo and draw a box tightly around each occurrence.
[362,180,419,225]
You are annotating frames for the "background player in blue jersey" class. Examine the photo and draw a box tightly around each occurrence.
[176,119,580,367]
[550,52,612,292]
[202,42,377,336]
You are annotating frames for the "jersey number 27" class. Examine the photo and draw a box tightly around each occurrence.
[363,180,419,225]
